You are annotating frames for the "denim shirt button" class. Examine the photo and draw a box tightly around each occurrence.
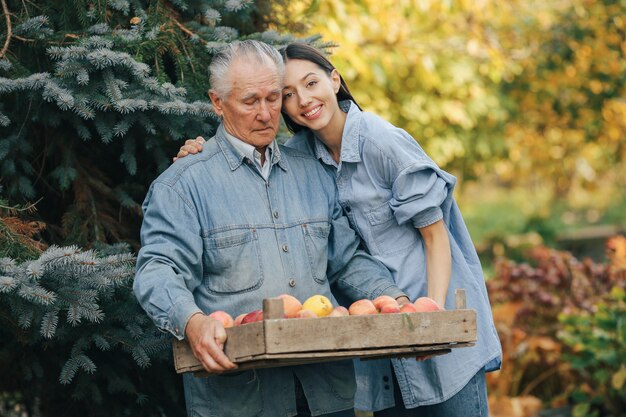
[282,244,289,252]
[384,384,390,390]
[288,279,296,287]
[344,206,351,213]
[383,376,389,382]
[273,211,279,219]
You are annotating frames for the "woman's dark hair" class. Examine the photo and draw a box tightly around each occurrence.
[279,43,362,133]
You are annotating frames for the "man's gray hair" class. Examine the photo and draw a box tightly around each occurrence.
[209,40,285,100]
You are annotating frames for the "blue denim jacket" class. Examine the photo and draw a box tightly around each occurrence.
[287,102,502,411]
[134,124,406,417]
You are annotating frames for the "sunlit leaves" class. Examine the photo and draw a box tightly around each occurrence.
[275,0,625,209]
[272,0,522,177]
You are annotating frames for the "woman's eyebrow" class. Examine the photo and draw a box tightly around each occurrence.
[300,72,317,81]
[283,72,318,89]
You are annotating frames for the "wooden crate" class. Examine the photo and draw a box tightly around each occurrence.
[173,289,476,375]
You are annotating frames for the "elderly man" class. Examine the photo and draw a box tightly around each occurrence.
[134,40,408,417]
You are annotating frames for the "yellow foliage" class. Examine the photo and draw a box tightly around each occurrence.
[269,0,625,206]
[611,365,626,390]
[488,395,543,417]
[607,236,626,271]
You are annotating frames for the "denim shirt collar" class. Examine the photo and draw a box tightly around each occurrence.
[215,123,287,172]
[313,100,362,166]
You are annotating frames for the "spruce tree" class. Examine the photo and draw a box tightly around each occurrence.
[0,0,303,247]
[0,243,185,416]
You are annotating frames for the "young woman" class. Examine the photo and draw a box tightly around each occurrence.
[176,43,502,417]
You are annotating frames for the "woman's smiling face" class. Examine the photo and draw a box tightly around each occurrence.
[281,59,343,134]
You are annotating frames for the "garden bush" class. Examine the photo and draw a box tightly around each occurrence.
[558,287,626,417]
[487,236,626,413]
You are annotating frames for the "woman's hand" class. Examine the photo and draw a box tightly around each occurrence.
[173,136,206,162]
[395,296,411,306]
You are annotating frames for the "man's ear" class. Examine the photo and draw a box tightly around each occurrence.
[330,69,341,94]
[209,90,224,117]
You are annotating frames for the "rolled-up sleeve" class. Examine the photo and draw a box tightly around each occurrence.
[134,182,204,340]
[390,165,448,228]
[364,127,452,230]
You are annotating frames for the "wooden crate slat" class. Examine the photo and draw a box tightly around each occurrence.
[261,310,476,354]
[223,321,266,358]
[188,342,474,376]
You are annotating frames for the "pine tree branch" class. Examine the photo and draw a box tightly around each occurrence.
[21,0,42,15]
[0,198,41,214]
[21,0,29,18]
[171,18,207,45]
[12,34,34,43]
[0,0,12,59]
[177,32,195,74]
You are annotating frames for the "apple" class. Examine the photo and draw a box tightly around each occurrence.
[399,303,419,313]
[302,295,334,317]
[328,306,349,317]
[380,303,401,314]
[348,299,377,315]
[241,309,264,324]
[208,310,234,328]
[414,297,441,312]
[278,294,303,318]
[234,313,247,326]
[296,309,317,318]
[373,295,397,311]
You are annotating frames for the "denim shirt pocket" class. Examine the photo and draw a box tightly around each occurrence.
[200,371,263,417]
[202,229,264,294]
[302,222,331,284]
[365,202,418,256]
[319,360,356,401]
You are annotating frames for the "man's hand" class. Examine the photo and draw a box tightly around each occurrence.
[185,312,237,373]
[173,136,206,162]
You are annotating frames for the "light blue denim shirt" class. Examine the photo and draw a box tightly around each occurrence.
[223,129,274,180]
[134,124,406,417]
[286,101,502,411]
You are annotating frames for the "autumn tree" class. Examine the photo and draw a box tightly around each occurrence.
[500,0,626,205]
[276,0,626,211]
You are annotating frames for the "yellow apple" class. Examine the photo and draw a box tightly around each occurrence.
[302,295,333,317]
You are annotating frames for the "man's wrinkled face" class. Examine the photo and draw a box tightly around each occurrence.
[210,58,282,150]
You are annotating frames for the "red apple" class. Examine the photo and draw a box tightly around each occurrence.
[399,303,419,313]
[380,303,401,314]
[373,295,398,311]
[208,310,234,328]
[234,313,247,326]
[241,309,264,324]
[328,306,349,317]
[348,299,377,315]
[414,297,441,312]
